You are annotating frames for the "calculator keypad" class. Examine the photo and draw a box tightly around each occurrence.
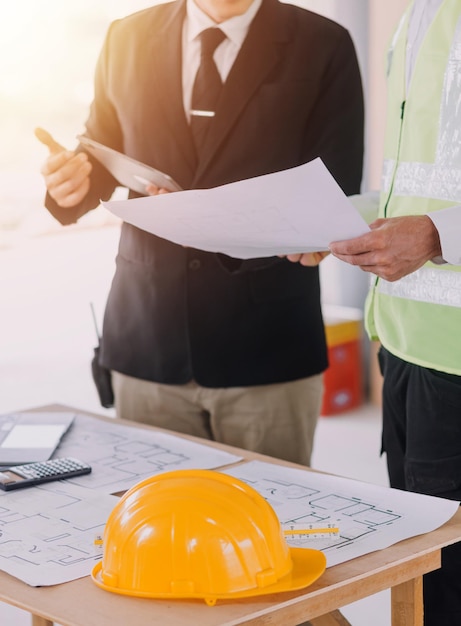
[14,458,91,480]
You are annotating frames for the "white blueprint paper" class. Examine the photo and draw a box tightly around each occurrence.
[53,413,242,494]
[224,461,459,567]
[102,158,369,258]
[0,482,118,586]
[0,455,457,586]
[0,412,242,586]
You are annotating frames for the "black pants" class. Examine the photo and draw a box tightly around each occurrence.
[379,347,461,626]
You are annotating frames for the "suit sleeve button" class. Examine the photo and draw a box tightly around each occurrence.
[189,259,201,270]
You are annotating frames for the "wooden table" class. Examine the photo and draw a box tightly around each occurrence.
[2,405,461,626]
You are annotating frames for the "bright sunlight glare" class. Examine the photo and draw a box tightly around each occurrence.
[0,0,155,238]
[1,3,72,97]
[0,1,155,161]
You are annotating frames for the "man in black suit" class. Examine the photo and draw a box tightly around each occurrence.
[38,0,364,465]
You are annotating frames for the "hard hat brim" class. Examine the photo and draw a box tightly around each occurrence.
[91,546,326,603]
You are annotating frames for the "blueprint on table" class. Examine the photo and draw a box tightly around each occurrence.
[224,461,459,567]
[53,413,242,494]
[0,481,118,586]
[0,411,242,587]
[1,414,457,587]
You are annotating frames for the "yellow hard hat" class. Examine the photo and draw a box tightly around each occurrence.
[92,469,326,605]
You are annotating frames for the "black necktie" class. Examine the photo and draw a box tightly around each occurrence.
[190,28,226,154]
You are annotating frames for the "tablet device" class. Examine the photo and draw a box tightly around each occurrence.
[77,135,182,194]
[0,412,75,466]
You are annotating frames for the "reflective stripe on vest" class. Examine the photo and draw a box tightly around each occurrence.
[383,13,461,201]
[366,0,461,374]
[376,267,461,307]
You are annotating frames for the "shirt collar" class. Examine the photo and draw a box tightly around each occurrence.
[186,0,263,48]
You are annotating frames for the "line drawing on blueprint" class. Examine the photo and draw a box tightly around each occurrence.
[53,414,241,494]
[224,461,458,567]
[0,482,118,585]
[245,476,401,553]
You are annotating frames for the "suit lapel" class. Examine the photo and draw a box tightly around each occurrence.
[142,0,291,183]
[147,1,198,176]
[194,0,290,180]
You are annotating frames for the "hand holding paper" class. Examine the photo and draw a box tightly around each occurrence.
[102,158,369,259]
[282,250,331,267]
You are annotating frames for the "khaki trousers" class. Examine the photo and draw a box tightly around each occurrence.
[112,373,323,466]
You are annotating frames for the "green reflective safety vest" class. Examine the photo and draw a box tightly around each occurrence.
[366,0,461,374]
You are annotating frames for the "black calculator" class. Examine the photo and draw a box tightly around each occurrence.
[0,457,92,491]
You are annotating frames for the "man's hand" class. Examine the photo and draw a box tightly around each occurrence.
[329,215,442,281]
[282,251,330,266]
[35,127,92,208]
[145,183,171,196]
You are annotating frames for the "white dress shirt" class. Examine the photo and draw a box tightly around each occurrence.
[182,0,262,122]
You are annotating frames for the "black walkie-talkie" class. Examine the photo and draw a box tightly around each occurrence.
[90,303,114,409]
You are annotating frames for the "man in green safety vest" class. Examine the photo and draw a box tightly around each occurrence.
[289,1,461,624]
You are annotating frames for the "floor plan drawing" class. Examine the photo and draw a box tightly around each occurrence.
[0,482,118,586]
[224,461,458,566]
[0,412,242,587]
[52,413,242,494]
[0,424,457,587]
